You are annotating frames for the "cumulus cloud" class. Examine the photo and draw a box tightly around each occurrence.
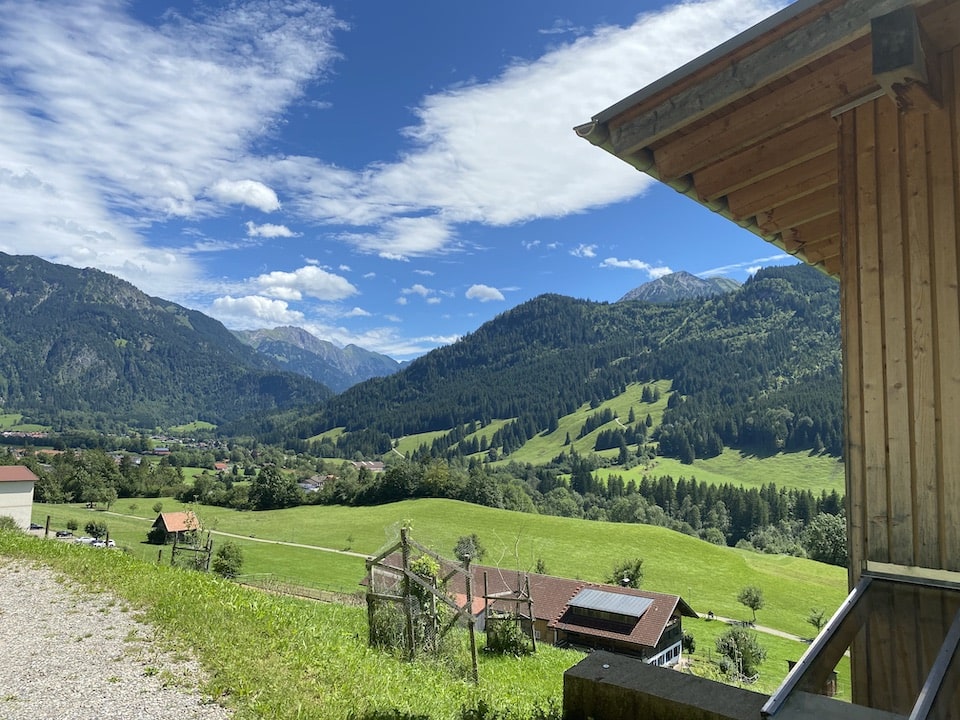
[601,257,673,278]
[0,0,341,297]
[246,221,297,238]
[345,307,371,317]
[253,265,358,301]
[571,243,597,258]
[466,284,505,302]
[210,295,305,327]
[209,179,280,212]
[403,284,432,297]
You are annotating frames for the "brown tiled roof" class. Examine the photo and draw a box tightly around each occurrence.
[155,511,199,532]
[0,465,38,483]
[452,564,697,650]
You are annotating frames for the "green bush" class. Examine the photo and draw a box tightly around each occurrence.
[212,541,243,578]
[84,520,108,539]
[485,616,532,656]
[0,516,22,532]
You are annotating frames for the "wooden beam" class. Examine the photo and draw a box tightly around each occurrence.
[799,235,841,264]
[605,0,935,154]
[787,211,841,247]
[756,185,838,233]
[726,151,836,219]
[651,42,875,181]
[872,6,941,112]
[694,114,837,201]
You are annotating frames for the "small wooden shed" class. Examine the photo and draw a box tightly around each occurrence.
[577,0,960,717]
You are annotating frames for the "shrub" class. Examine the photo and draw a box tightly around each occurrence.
[0,516,22,532]
[715,627,766,678]
[681,630,696,654]
[212,541,243,579]
[485,616,532,656]
[147,525,168,545]
[84,520,108,539]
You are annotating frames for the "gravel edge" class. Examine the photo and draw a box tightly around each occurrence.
[0,559,233,720]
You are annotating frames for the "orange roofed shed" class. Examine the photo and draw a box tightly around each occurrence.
[578,0,960,717]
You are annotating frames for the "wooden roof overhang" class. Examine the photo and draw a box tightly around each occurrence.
[575,0,959,279]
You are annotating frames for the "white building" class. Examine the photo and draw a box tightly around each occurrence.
[0,465,38,529]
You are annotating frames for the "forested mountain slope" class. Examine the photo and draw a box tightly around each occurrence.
[0,253,331,429]
[267,264,841,462]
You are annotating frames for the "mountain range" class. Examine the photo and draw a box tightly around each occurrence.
[618,271,741,303]
[232,326,403,393]
[259,263,841,463]
[0,253,331,430]
[0,253,841,467]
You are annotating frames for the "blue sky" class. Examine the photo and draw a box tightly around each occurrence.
[0,0,793,361]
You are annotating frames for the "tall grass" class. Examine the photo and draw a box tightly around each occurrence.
[1,531,578,720]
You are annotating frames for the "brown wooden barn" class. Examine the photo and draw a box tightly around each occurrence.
[573,0,960,717]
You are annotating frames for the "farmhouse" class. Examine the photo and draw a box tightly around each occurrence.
[452,565,696,666]
[575,0,960,717]
[150,511,200,543]
[0,465,37,529]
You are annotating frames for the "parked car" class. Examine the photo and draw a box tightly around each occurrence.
[55,530,73,538]
[29,523,43,530]
[91,540,106,548]
[75,536,95,545]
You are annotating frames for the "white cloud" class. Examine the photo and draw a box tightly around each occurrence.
[403,284,432,297]
[700,254,791,276]
[210,294,304,328]
[345,306,371,317]
[246,221,297,238]
[210,179,280,212]
[396,296,408,306]
[253,265,358,301]
[0,0,342,298]
[601,257,673,278]
[466,284,505,302]
[414,269,435,276]
[337,216,453,259]
[289,0,781,257]
[571,243,597,258]
[427,297,441,305]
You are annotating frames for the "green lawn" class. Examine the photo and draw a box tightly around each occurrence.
[594,447,845,495]
[34,497,847,639]
[683,617,850,701]
[1,531,580,720]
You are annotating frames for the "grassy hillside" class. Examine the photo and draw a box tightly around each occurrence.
[1,531,578,720]
[33,497,847,639]
[377,380,844,495]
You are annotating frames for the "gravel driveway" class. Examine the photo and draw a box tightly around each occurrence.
[0,560,232,720]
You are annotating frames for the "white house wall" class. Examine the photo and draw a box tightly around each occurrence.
[0,480,34,529]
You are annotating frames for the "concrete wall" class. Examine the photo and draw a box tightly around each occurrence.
[0,480,34,529]
[564,651,767,720]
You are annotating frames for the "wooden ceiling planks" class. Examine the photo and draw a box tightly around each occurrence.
[647,41,873,181]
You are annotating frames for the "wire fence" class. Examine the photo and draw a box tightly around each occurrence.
[236,573,365,606]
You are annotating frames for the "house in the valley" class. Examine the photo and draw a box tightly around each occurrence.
[452,565,697,666]
[0,465,38,529]
[150,510,200,543]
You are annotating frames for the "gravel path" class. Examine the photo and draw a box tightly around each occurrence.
[0,560,233,720]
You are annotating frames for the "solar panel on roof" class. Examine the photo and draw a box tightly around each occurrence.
[567,588,653,618]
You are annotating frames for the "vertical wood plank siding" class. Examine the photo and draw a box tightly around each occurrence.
[842,46,960,578]
[840,44,960,708]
